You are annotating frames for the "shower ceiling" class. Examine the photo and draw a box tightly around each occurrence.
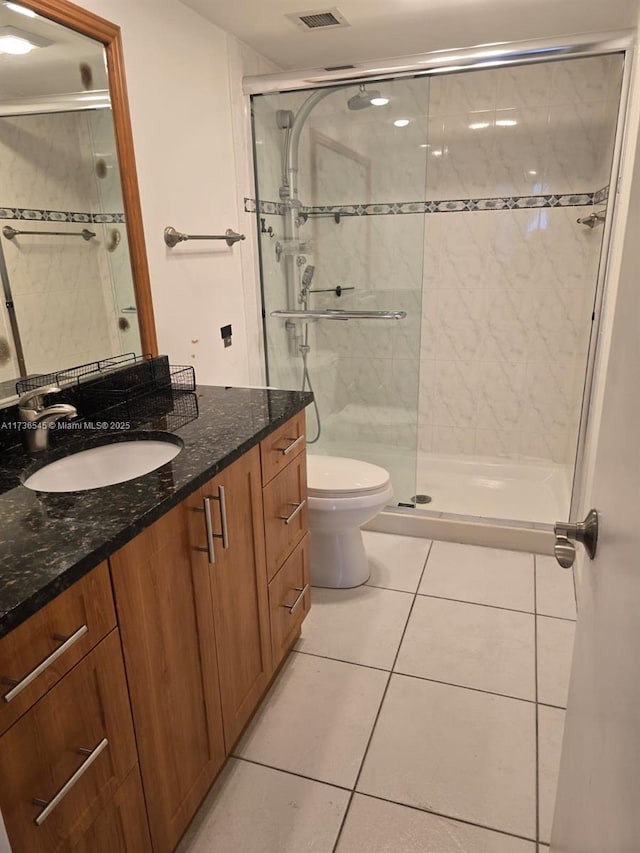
[178,0,638,69]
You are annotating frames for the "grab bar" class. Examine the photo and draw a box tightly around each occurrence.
[3,226,95,241]
[164,225,245,248]
[271,309,407,321]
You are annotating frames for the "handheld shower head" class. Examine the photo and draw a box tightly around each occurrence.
[347,84,382,111]
[301,264,315,291]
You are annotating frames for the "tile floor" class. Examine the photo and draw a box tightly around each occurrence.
[178,535,576,853]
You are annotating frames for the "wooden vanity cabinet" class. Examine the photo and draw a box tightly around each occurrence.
[109,499,226,853]
[201,445,272,750]
[0,630,149,853]
[0,412,309,853]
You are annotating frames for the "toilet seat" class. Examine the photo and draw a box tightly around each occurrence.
[307,455,390,498]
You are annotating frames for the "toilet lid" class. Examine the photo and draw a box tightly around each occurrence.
[307,455,391,496]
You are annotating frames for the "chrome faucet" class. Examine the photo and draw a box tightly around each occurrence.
[18,384,78,454]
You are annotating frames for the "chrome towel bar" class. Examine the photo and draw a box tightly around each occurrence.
[2,225,95,241]
[271,308,407,321]
[164,225,245,248]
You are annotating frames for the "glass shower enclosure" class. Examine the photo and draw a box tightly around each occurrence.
[250,49,625,527]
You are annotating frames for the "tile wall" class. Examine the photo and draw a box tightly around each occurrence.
[0,110,130,379]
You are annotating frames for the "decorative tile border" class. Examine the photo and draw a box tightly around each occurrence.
[0,207,125,223]
[594,185,609,204]
[246,190,606,217]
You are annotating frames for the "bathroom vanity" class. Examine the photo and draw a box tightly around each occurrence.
[0,385,311,852]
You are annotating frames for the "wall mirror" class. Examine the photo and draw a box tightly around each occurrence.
[0,0,156,405]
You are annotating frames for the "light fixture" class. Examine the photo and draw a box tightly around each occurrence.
[469,121,490,130]
[3,2,37,17]
[496,118,518,127]
[393,118,410,127]
[0,35,34,53]
[0,25,52,53]
[370,96,389,106]
[431,149,443,157]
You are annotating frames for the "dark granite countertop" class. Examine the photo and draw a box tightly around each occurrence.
[0,385,312,639]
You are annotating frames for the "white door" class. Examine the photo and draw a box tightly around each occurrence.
[550,121,640,849]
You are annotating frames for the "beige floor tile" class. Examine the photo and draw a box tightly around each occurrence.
[234,652,388,788]
[538,705,565,844]
[363,531,432,592]
[357,675,537,839]
[536,556,576,620]
[537,616,576,708]
[395,596,535,699]
[296,585,413,669]
[419,541,535,612]
[177,758,349,853]
[335,794,536,853]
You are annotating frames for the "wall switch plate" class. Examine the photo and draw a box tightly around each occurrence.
[221,324,232,348]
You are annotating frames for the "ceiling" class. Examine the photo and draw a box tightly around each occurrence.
[179,0,638,71]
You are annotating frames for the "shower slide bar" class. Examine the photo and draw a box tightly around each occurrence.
[164,225,245,248]
[2,225,95,241]
[271,308,407,320]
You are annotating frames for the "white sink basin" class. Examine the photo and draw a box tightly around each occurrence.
[23,437,183,492]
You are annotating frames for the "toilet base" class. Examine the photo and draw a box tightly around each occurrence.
[309,527,370,588]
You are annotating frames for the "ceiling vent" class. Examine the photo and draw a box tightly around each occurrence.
[286,8,350,31]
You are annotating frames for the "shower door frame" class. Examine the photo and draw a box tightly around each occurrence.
[245,31,636,525]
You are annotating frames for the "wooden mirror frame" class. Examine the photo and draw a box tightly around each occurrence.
[17,0,158,355]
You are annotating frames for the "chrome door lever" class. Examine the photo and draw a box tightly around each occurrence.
[553,509,599,568]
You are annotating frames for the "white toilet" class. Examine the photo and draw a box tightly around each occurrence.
[307,455,393,588]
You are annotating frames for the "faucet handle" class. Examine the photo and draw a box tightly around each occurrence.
[18,384,62,411]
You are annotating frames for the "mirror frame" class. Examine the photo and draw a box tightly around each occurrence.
[16,0,158,356]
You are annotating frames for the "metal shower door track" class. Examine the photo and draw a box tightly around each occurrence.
[243,30,634,94]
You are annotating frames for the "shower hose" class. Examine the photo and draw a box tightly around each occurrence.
[300,323,321,444]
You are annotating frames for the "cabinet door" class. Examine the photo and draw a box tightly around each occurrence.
[109,502,225,853]
[71,767,151,853]
[0,631,137,853]
[201,446,272,749]
[263,451,308,581]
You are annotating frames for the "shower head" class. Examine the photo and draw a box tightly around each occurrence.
[301,264,315,291]
[347,84,383,110]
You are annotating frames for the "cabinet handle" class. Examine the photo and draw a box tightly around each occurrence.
[196,486,230,563]
[278,499,306,525]
[1,625,88,703]
[282,584,310,615]
[203,496,216,564]
[32,737,109,826]
[217,485,229,549]
[277,434,305,456]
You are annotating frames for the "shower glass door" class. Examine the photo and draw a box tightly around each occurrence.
[251,77,429,505]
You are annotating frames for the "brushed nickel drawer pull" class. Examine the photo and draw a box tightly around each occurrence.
[281,584,310,615]
[2,625,88,703]
[277,434,305,456]
[202,496,216,564]
[216,485,229,549]
[197,487,230,563]
[278,499,306,525]
[33,737,109,826]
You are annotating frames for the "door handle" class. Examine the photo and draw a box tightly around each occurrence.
[553,509,598,568]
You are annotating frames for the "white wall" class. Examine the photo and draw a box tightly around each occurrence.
[75,0,273,386]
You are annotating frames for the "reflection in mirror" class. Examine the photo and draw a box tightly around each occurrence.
[0,1,141,403]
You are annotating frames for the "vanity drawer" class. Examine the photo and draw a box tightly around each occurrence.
[269,535,310,669]
[0,629,138,853]
[263,451,308,581]
[0,561,116,736]
[260,411,306,485]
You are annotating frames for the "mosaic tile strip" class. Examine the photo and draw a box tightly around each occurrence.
[246,191,604,217]
[0,207,125,223]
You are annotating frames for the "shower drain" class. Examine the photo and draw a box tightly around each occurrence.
[412,494,432,504]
